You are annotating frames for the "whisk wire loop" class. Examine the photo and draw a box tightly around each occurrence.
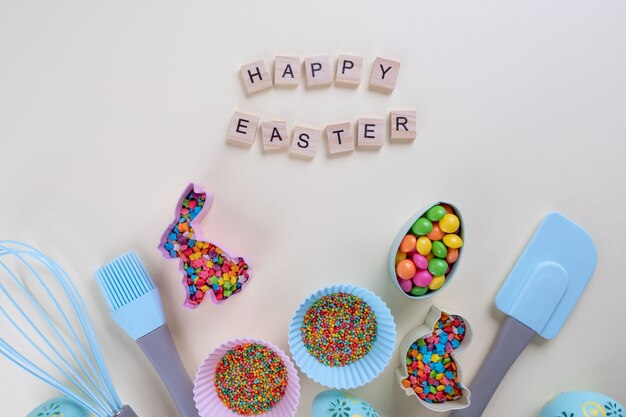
[0,241,124,417]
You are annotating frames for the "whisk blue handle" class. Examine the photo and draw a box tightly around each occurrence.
[137,325,198,417]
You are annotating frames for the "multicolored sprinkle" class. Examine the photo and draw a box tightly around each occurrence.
[301,293,378,367]
[214,343,288,415]
[161,187,250,307]
[402,312,467,403]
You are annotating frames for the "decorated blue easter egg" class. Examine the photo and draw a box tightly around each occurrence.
[540,391,623,417]
[26,396,89,417]
[312,390,380,417]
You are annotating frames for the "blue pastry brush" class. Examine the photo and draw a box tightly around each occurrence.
[95,252,198,417]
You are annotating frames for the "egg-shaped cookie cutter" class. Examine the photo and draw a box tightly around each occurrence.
[396,305,472,412]
[388,201,465,299]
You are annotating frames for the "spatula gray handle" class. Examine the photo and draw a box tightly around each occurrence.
[449,316,536,417]
[116,405,139,417]
[136,325,198,417]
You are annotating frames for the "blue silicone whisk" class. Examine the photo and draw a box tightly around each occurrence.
[0,241,138,417]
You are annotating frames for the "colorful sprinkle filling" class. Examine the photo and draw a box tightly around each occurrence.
[214,343,288,415]
[162,189,250,306]
[301,292,378,367]
[402,312,467,403]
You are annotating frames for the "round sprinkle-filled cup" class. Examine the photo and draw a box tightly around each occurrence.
[288,284,397,389]
[193,338,300,417]
[388,202,464,299]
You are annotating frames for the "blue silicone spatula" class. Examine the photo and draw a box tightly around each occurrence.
[450,212,597,417]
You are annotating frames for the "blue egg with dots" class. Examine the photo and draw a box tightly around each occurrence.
[540,392,623,417]
[27,397,89,417]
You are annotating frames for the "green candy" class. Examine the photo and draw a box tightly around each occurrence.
[406,357,413,365]
[428,258,448,276]
[432,241,448,258]
[224,290,233,297]
[410,286,428,296]
[426,205,447,222]
[411,217,433,236]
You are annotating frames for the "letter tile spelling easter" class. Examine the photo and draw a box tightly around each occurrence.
[158,183,250,309]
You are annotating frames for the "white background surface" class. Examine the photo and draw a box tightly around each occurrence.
[1,1,625,416]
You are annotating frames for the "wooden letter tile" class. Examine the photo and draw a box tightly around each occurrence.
[227,112,260,146]
[261,121,290,151]
[325,122,355,154]
[274,56,301,87]
[289,126,321,159]
[390,111,417,142]
[304,55,333,88]
[357,118,384,148]
[369,57,401,93]
[240,60,273,94]
[335,54,364,87]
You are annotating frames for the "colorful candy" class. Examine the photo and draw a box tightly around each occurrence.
[416,236,432,256]
[394,203,463,297]
[400,235,417,253]
[443,234,463,249]
[397,259,417,280]
[428,258,448,276]
[439,214,460,234]
[301,293,378,367]
[427,223,444,241]
[214,343,288,415]
[411,218,433,236]
[431,241,447,258]
[413,270,433,287]
[159,184,250,308]
[402,312,467,403]
[425,205,446,222]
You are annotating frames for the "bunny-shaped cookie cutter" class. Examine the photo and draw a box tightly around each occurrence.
[396,305,472,412]
[158,183,250,309]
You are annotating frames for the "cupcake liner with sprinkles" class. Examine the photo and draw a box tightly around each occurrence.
[194,338,300,417]
[288,284,397,389]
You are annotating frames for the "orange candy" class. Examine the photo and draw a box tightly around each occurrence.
[399,235,417,253]
[427,223,444,241]
[446,248,459,264]
[441,203,455,214]
[396,259,417,280]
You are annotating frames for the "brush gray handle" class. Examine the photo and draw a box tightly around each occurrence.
[449,316,536,417]
[116,405,139,417]
[137,325,198,417]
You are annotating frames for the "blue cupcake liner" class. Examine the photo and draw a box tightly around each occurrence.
[288,284,397,389]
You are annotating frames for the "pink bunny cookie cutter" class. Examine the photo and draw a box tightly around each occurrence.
[158,183,250,309]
